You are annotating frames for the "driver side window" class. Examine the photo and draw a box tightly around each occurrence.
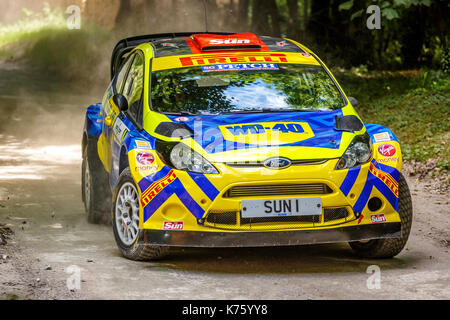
[122,52,144,128]
[114,54,134,94]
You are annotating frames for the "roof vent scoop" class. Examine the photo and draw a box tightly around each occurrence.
[192,33,263,51]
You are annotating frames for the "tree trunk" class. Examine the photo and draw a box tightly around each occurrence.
[115,0,132,27]
[307,0,331,49]
[238,0,250,31]
[251,0,269,35]
[399,5,426,68]
[286,0,299,39]
[266,0,281,36]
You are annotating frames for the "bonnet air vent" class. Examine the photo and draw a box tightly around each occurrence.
[154,122,193,138]
[335,115,364,132]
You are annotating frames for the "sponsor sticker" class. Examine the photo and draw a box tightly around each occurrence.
[377,157,399,164]
[378,143,396,157]
[163,221,184,230]
[141,170,177,207]
[371,214,387,224]
[179,53,289,67]
[301,53,312,57]
[201,63,279,72]
[135,165,158,174]
[209,38,250,45]
[161,42,178,48]
[373,132,390,142]
[174,117,190,122]
[369,163,399,197]
[135,140,152,149]
[219,121,314,145]
[112,118,128,142]
[136,152,154,165]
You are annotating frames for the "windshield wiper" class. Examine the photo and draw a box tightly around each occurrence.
[223,108,318,114]
[162,111,196,116]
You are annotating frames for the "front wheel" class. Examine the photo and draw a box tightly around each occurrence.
[349,173,413,258]
[112,168,167,261]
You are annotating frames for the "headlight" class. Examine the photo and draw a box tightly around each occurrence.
[157,141,219,174]
[336,133,372,170]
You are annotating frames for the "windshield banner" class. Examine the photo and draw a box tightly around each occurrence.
[201,63,279,72]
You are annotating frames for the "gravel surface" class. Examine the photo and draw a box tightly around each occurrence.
[0,65,448,300]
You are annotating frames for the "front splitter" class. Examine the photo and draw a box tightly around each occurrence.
[140,222,401,247]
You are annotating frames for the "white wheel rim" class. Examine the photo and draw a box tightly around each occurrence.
[115,182,140,246]
[84,161,91,206]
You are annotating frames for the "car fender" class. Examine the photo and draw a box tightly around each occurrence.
[365,123,402,173]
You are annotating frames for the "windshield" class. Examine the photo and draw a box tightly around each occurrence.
[150,63,345,114]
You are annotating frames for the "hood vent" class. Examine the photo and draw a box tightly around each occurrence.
[191,33,263,51]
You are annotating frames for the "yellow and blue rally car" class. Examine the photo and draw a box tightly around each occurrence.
[82,32,412,260]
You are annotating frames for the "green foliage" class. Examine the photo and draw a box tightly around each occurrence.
[442,47,450,74]
[335,69,450,171]
[0,5,111,84]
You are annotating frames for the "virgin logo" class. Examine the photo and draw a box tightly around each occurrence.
[136,152,154,165]
[378,144,396,157]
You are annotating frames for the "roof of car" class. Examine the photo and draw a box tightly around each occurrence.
[111,32,306,79]
[151,34,305,58]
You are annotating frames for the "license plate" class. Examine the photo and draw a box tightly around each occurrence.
[241,198,322,218]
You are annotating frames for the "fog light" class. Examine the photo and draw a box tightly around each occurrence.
[368,197,382,212]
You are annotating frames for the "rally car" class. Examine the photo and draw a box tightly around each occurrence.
[81,32,412,260]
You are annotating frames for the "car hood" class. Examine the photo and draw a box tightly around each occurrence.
[165,110,357,163]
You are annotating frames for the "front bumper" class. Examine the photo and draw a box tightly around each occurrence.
[140,159,401,233]
[141,222,401,247]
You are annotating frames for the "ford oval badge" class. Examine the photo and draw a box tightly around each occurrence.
[263,157,292,169]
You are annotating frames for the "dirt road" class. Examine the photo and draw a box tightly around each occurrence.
[0,65,449,299]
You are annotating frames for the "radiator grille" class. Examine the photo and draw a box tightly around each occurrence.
[323,207,349,222]
[224,183,332,198]
[224,159,328,167]
[204,207,350,230]
[205,210,237,225]
[240,215,319,225]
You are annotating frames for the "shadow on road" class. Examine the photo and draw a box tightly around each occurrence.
[144,245,417,275]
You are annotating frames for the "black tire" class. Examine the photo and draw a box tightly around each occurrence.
[81,140,112,224]
[349,173,413,258]
[112,168,168,261]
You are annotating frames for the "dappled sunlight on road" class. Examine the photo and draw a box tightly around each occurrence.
[0,135,80,180]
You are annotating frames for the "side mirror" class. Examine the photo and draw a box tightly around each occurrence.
[113,94,128,112]
[348,96,358,108]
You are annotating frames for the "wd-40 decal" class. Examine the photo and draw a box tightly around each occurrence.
[219,122,314,145]
[201,63,279,72]
[172,110,343,153]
